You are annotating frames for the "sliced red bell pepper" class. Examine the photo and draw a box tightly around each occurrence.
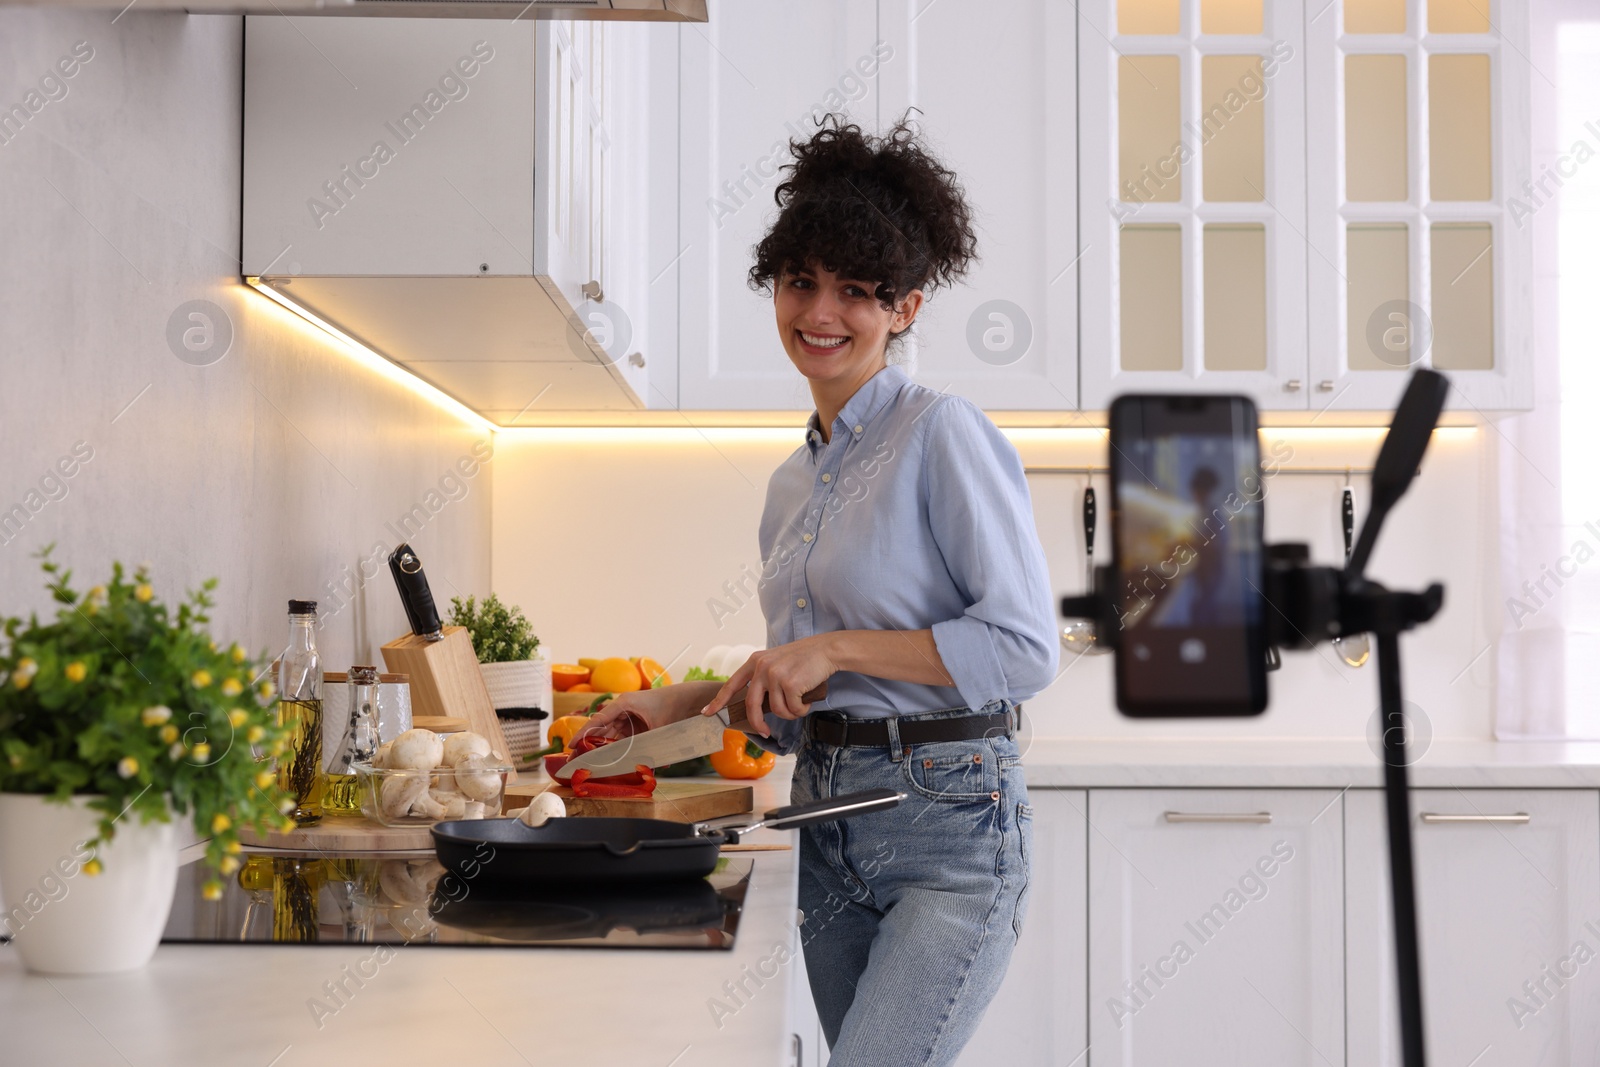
[568,764,657,798]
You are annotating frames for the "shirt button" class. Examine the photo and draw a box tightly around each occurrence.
[796,598,807,608]
[854,424,864,434]
[821,473,832,483]
[802,533,813,543]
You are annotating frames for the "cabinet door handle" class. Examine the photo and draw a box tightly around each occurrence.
[1283,379,1302,392]
[1420,812,1531,824]
[1163,811,1272,824]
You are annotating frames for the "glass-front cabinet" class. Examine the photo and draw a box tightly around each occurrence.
[1078,0,1530,411]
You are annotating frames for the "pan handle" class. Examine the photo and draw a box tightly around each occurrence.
[697,788,904,844]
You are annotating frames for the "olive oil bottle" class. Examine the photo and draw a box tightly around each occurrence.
[322,665,378,816]
[276,600,324,825]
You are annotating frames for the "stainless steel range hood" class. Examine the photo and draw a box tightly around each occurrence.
[5,0,706,19]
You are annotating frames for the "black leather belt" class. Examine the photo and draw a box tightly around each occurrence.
[806,710,1014,748]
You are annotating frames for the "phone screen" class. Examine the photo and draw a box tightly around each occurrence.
[1109,395,1267,716]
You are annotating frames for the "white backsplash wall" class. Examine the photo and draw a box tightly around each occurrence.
[492,422,1497,740]
[0,12,491,671]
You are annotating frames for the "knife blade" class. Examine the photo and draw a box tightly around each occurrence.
[553,682,828,781]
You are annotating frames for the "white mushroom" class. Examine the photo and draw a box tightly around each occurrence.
[454,754,504,804]
[426,788,467,820]
[441,731,491,768]
[389,728,443,771]
[462,801,486,820]
[372,740,394,770]
[379,773,428,819]
[517,791,567,827]
[407,790,448,819]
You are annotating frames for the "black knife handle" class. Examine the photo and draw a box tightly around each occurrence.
[388,543,443,640]
[1083,486,1097,556]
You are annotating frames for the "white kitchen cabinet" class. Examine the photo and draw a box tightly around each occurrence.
[1305,0,1533,411]
[952,789,1090,1067]
[242,16,654,415]
[1346,788,1600,1066]
[1077,0,1310,411]
[675,0,882,411]
[675,0,1077,412]
[1086,788,1346,1066]
[872,0,1078,410]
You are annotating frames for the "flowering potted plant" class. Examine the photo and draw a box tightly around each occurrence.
[0,549,292,975]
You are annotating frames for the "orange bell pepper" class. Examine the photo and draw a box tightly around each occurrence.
[709,729,776,779]
[547,714,591,753]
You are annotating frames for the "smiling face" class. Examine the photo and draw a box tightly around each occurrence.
[774,264,923,393]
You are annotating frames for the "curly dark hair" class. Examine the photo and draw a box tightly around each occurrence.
[748,114,978,319]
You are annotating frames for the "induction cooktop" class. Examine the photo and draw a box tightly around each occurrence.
[160,850,753,950]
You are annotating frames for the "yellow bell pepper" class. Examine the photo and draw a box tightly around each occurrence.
[709,729,776,780]
[548,714,594,753]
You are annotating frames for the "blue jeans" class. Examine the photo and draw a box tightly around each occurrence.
[792,704,1034,1067]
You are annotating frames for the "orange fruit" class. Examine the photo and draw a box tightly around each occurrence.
[551,664,591,692]
[590,657,643,693]
[637,657,672,689]
[567,683,596,693]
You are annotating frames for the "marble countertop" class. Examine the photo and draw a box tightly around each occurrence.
[1016,737,1600,788]
[0,773,807,1067]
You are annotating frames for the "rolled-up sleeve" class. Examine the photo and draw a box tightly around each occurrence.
[923,399,1060,710]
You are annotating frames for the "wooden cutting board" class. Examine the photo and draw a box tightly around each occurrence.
[503,779,754,822]
[237,815,435,851]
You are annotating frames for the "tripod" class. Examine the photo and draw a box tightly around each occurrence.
[1062,369,1450,1067]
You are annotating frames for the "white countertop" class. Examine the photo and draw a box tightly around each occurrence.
[1017,737,1600,788]
[0,772,806,1067]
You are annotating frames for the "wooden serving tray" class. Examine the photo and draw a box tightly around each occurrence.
[503,779,754,822]
[237,815,435,851]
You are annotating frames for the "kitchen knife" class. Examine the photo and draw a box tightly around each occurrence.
[553,682,828,781]
[388,543,444,641]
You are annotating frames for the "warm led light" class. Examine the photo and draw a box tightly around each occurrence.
[245,277,494,435]
[495,426,805,446]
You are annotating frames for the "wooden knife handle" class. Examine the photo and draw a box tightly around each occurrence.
[723,682,829,728]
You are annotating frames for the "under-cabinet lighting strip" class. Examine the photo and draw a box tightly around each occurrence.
[244,277,495,435]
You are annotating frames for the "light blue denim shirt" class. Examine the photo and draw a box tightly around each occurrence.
[755,364,1060,754]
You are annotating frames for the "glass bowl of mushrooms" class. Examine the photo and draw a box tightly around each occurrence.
[355,728,514,827]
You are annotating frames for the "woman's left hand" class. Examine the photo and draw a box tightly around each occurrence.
[701,636,839,737]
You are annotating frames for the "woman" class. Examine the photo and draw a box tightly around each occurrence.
[584,117,1059,1067]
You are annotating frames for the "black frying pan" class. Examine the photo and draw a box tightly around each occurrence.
[432,787,902,884]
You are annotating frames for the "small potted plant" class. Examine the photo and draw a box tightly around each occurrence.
[0,549,292,975]
[447,594,550,757]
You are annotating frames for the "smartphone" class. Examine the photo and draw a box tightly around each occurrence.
[1108,395,1267,716]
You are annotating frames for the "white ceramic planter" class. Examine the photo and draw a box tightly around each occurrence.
[479,653,551,714]
[0,793,179,975]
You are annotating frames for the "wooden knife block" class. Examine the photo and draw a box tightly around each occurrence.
[380,626,510,759]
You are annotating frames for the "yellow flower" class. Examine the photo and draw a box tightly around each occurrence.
[63,661,87,683]
[191,742,212,762]
[209,640,218,653]
[201,880,223,901]
[134,584,154,603]
[257,681,275,702]
[159,724,179,744]
[224,840,242,855]
[191,669,213,689]
[277,797,296,815]
[141,705,172,726]
[82,859,102,877]
[228,708,249,728]
[211,813,232,834]
[88,586,106,601]
[219,856,241,876]
[279,818,298,834]
[230,644,246,665]
[221,679,243,699]
[117,756,139,779]
[168,742,185,761]
[12,658,37,690]
[270,739,287,758]
[246,725,265,744]
[7,753,21,769]
[254,769,275,790]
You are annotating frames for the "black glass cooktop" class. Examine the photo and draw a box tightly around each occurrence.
[161,850,752,950]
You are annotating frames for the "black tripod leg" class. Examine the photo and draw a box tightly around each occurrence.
[1378,631,1428,1067]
